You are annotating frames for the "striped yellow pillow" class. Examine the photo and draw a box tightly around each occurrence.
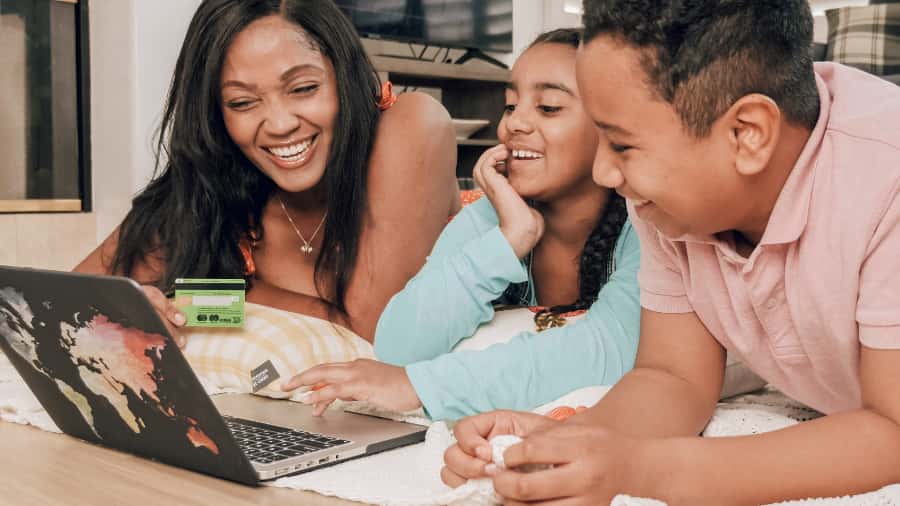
[181,302,373,399]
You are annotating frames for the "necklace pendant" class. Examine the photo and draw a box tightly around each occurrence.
[301,244,313,255]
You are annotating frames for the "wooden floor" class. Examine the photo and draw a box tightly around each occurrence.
[0,421,367,505]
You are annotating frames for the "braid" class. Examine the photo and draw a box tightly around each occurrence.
[571,192,628,309]
[495,192,629,312]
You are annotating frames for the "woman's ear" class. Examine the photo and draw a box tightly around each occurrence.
[725,94,781,177]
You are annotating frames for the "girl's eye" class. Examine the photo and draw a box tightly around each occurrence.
[539,105,562,114]
[610,142,632,153]
[291,84,319,94]
[503,104,516,114]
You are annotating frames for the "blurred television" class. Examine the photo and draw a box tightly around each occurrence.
[335,0,513,53]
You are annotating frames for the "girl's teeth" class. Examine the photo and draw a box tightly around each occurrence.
[513,150,543,160]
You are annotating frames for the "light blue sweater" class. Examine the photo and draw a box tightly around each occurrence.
[374,197,641,420]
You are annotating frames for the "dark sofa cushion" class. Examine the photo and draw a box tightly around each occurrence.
[826,3,900,75]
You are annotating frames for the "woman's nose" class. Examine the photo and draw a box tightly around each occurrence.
[263,100,301,136]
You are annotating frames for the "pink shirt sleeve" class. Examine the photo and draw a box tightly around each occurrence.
[857,184,900,349]
[628,206,694,314]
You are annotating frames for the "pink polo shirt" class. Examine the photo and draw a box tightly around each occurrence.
[632,63,900,414]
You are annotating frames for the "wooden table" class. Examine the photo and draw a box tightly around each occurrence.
[0,421,368,505]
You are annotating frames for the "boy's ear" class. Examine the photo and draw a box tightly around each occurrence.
[724,94,781,177]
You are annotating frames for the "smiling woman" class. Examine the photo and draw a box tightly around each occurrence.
[73,0,459,344]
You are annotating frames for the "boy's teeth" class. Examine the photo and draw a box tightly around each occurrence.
[270,138,312,158]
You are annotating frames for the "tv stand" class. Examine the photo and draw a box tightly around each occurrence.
[455,48,508,70]
[369,54,510,178]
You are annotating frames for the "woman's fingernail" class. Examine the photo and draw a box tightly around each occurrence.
[475,445,492,460]
[485,464,498,476]
[174,313,186,326]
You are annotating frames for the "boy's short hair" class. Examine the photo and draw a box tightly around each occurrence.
[582,0,821,137]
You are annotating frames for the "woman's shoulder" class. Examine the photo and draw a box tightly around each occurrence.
[373,92,454,160]
[366,90,456,192]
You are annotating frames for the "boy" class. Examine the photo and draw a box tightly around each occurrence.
[441,0,900,504]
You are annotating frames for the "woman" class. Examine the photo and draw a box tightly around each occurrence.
[75,0,459,344]
[283,29,642,420]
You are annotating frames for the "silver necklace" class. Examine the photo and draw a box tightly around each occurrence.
[277,195,327,255]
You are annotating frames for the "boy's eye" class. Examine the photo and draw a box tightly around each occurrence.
[503,104,516,114]
[610,142,632,153]
[539,105,562,114]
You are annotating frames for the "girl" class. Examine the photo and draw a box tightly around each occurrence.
[283,29,642,420]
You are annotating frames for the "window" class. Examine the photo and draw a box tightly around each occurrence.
[0,0,90,213]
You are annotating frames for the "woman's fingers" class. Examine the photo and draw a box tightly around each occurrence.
[141,285,186,347]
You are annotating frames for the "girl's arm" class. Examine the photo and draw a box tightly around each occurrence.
[405,222,641,420]
[374,197,528,365]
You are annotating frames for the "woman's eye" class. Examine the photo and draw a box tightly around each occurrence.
[539,105,562,114]
[503,104,516,114]
[291,84,319,94]
[226,100,256,111]
[610,142,632,153]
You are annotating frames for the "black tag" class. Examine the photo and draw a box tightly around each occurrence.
[250,360,280,393]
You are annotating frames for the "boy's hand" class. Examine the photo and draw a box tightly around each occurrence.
[490,420,651,505]
[441,410,554,487]
[472,145,544,258]
[281,359,421,416]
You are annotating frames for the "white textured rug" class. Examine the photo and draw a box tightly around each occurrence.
[2,352,899,506]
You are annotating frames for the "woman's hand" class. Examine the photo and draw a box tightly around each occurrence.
[281,359,421,416]
[142,285,187,348]
[472,145,545,258]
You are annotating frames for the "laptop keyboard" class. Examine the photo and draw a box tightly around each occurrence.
[224,416,351,464]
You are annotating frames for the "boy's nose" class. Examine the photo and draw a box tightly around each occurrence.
[592,146,624,189]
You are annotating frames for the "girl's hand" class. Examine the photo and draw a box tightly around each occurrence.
[472,145,545,258]
[281,359,421,416]
[142,285,187,348]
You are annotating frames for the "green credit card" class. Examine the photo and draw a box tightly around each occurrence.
[174,278,245,327]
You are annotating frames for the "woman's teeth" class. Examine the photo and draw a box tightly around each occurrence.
[512,150,543,160]
[268,137,314,160]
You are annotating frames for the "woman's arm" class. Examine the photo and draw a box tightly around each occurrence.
[342,92,460,342]
[374,197,528,365]
[405,222,641,420]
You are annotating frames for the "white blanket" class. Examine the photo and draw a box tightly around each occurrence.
[2,351,899,505]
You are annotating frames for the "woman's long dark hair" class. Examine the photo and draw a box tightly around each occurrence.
[111,0,381,314]
[496,28,629,313]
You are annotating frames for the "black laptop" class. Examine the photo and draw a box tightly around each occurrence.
[0,266,426,485]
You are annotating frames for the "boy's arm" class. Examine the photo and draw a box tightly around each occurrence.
[493,345,900,505]
[642,345,900,504]
[571,308,726,437]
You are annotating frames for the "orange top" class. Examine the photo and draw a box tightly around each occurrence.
[239,82,398,277]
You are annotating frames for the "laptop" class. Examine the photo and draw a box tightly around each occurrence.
[0,266,426,485]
